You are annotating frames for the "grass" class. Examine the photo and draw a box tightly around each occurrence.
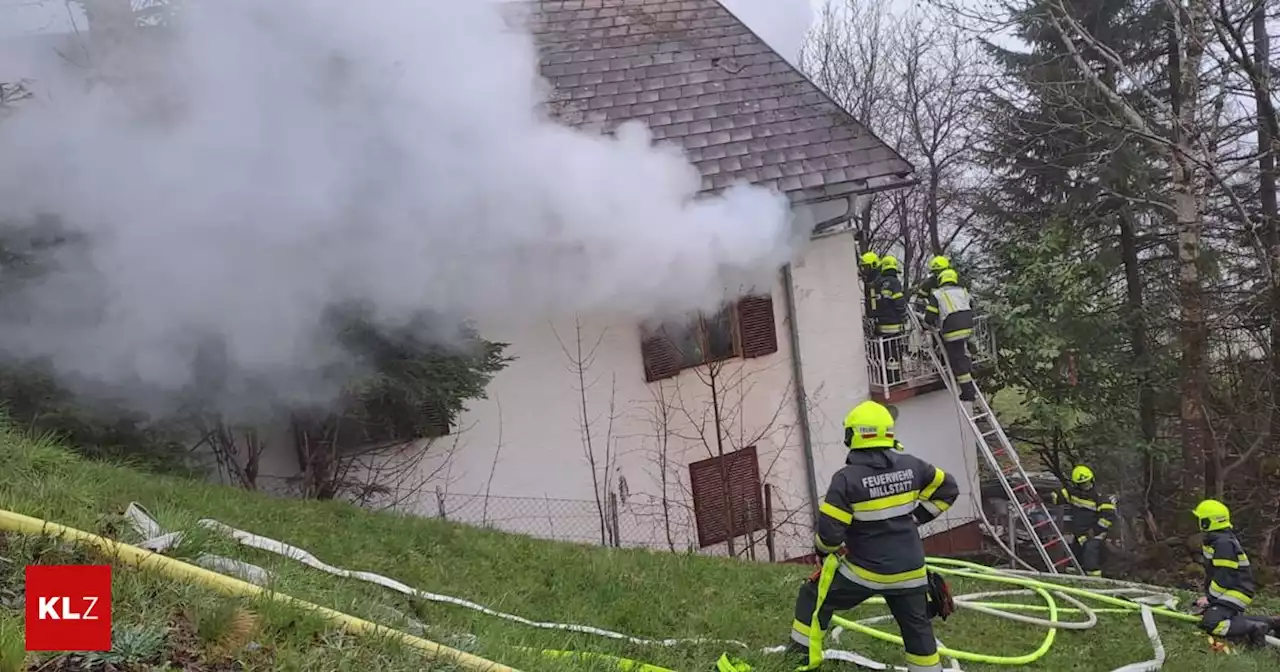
[0,427,1277,671]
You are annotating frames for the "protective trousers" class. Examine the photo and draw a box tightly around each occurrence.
[1069,537,1104,577]
[1199,603,1273,641]
[791,571,942,671]
[941,338,975,401]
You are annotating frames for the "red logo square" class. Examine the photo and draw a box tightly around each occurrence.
[24,565,112,651]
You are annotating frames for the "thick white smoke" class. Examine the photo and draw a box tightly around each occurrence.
[0,0,797,415]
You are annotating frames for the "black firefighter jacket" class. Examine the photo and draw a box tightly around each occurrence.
[815,448,960,593]
[1202,529,1256,611]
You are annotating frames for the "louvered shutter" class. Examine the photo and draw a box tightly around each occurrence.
[688,446,765,547]
[737,295,778,358]
[641,331,681,382]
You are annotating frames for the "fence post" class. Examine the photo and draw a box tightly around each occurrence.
[764,483,776,562]
[435,486,447,520]
[608,492,621,547]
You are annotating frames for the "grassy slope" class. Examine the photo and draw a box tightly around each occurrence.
[0,428,1276,672]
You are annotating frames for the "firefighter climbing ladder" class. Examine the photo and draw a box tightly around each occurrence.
[905,310,1083,575]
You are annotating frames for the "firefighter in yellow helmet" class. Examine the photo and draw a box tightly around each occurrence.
[923,269,976,401]
[788,400,958,671]
[911,254,951,312]
[873,256,907,384]
[1049,465,1116,576]
[858,251,881,322]
[1190,499,1279,646]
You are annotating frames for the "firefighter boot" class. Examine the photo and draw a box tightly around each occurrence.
[1269,616,1280,636]
[784,642,816,670]
[1244,621,1270,648]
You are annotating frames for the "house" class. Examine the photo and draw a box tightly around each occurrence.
[310,0,986,561]
[0,0,989,561]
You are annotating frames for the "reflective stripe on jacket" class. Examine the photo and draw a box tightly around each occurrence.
[1053,485,1117,537]
[1202,530,1255,610]
[928,286,974,342]
[874,271,906,330]
[815,449,960,592]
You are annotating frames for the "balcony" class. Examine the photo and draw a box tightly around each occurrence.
[866,314,995,400]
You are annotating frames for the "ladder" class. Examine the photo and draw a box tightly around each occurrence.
[905,310,1082,575]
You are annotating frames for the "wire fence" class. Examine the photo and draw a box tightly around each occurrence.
[366,484,985,563]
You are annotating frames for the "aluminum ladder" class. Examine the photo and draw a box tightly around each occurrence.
[905,310,1082,574]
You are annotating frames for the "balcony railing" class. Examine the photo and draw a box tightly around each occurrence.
[866,314,995,398]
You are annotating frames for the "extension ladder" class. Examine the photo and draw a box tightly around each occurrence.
[905,310,1083,575]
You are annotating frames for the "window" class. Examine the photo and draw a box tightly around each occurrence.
[688,446,766,548]
[639,294,779,382]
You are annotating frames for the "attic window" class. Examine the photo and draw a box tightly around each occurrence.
[639,294,778,382]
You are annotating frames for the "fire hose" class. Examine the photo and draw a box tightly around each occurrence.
[103,503,1278,670]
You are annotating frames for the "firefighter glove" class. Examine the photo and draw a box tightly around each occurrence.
[926,571,955,621]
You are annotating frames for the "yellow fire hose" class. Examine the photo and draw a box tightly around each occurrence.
[0,509,519,672]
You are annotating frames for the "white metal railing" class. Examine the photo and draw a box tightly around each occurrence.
[866,313,994,397]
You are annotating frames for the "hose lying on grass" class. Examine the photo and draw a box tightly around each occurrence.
[0,508,518,672]
[122,502,1279,672]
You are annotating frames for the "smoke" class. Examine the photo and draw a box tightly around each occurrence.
[0,0,796,418]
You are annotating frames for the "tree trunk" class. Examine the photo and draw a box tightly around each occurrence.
[1254,10,1280,461]
[1168,3,1210,506]
[1117,208,1157,512]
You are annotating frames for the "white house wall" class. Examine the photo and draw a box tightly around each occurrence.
[376,270,813,559]
[893,390,982,538]
[788,230,870,494]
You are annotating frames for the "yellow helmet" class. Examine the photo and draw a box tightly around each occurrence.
[929,255,951,272]
[843,400,896,450]
[938,268,959,285]
[859,251,880,268]
[878,255,900,272]
[1192,499,1231,532]
[1071,465,1094,485]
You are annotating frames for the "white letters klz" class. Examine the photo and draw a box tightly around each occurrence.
[37,597,99,620]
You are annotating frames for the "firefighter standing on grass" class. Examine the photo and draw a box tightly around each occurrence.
[923,269,976,402]
[787,400,959,672]
[1049,465,1116,577]
[1190,499,1280,647]
[874,255,907,384]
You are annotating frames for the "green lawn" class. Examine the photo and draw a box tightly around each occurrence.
[0,424,1276,671]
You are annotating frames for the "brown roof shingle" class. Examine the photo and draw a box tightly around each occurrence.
[526,0,915,202]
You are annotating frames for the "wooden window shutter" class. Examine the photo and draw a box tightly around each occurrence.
[640,331,681,382]
[421,399,451,438]
[688,446,766,548]
[736,295,778,359]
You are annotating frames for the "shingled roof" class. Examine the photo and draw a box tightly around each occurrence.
[526,0,915,203]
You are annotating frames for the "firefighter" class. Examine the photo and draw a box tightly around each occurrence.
[874,255,907,384]
[788,400,959,672]
[923,268,975,402]
[859,251,881,319]
[911,255,950,314]
[1049,465,1116,577]
[1191,499,1280,646]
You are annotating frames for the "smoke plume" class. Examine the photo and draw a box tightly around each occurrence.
[0,0,797,417]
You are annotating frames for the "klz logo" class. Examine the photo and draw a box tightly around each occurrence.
[25,565,112,651]
[37,596,101,620]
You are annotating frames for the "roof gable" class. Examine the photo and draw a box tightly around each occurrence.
[527,0,915,202]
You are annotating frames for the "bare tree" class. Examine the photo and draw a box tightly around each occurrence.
[191,418,267,491]
[552,316,620,546]
[801,0,985,277]
[653,329,800,559]
[636,379,681,551]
